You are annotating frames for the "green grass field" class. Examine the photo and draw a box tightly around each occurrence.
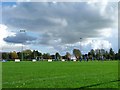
[0,62,2,89]
[2,61,119,88]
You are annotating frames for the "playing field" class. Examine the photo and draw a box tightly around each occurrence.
[2,61,119,88]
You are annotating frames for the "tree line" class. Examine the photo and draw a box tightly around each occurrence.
[1,48,120,61]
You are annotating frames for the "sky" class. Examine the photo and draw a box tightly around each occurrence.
[0,0,118,55]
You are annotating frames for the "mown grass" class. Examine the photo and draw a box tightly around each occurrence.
[2,61,118,88]
[0,62,2,89]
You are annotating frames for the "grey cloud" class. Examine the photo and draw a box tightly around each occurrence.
[3,32,37,44]
[2,2,117,48]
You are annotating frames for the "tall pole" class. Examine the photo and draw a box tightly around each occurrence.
[20,29,26,61]
[0,46,2,61]
[21,44,23,61]
[101,43,104,61]
[80,38,82,61]
[101,44,103,50]
[80,38,82,53]
[91,40,93,50]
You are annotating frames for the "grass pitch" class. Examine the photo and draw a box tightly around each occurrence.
[2,61,119,88]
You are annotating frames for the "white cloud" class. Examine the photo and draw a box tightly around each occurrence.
[91,40,112,50]
[0,24,15,45]
[0,24,31,52]
[97,28,112,38]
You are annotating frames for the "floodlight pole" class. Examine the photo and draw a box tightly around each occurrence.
[80,38,82,61]
[101,44,103,50]
[101,43,104,60]
[90,40,93,52]
[0,46,3,61]
[80,38,82,53]
[21,44,23,61]
[20,30,26,61]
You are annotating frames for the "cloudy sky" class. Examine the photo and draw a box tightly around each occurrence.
[0,0,118,55]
